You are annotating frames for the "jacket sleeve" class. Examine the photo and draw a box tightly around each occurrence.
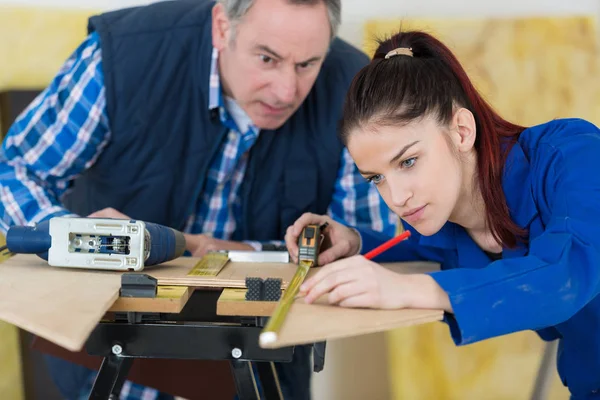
[430,138,600,345]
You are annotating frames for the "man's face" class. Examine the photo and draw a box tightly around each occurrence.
[212,0,331,130]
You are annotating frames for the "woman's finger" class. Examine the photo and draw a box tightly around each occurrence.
[285,225,299,262]
[327,281,368,305]
[303,268,358,304]
[338,292,375,309]
[300,258,354,294]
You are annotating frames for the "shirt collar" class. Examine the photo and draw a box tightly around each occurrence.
[417,139,538,256]
[208,48,258,135]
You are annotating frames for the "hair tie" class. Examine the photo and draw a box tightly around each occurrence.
[385,47,413,59]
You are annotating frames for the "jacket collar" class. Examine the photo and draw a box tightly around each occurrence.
[416,140,538,264]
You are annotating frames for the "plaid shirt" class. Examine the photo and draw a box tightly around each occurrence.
[1,33,397,399]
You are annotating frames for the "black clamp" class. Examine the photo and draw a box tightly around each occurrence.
[313,341,327,372]
[245,277,282,301]
[119,274,157,324]
[120,273,157,298]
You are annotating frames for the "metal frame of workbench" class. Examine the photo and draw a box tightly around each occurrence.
[84,290,294,400]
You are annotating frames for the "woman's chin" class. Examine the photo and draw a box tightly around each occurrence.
[404,219,444,237]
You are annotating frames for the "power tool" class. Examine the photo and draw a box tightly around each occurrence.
[1,217,186,271]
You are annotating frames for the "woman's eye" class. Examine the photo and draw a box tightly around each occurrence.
[367,174,384,185]
[401,157,417,169]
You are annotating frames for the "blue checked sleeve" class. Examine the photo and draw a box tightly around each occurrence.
[0,32,110,233]
[328,147,398,236]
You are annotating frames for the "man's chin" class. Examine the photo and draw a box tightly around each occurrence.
[252,114,291,130]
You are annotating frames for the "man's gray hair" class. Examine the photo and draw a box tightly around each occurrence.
[218,0,341,39]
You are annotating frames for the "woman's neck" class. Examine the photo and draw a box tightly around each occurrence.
[449,153,503,253]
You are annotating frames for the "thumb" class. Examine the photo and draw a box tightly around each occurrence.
[317,241,351,265]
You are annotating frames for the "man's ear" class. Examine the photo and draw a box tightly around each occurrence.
[452,108,477,153]
[212,3,231,50]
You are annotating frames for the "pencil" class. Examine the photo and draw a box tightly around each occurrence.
[363,230,411,260]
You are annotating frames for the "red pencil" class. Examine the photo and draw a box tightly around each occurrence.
[363,230,411,260]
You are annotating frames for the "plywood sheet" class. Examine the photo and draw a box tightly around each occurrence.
[262,302,443,349]
[148,257,300,289]
[217,288,279,316]
[0,254,120,351]
[217,261,440,317]
[222,261,444,348]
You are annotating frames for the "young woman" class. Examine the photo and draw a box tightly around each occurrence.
[284,31,600,398]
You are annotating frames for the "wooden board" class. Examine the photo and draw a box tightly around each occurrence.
[0,254,441,352]
[0,254,121,352]
[260,303,443,349]
[217,288,280,316]
[148,257,299,289]
[109,286,192,313]
[217,261,440,317]
[215,261,444,349]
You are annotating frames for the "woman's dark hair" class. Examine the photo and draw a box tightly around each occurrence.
[341,31,527,248]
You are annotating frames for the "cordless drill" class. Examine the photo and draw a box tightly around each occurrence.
[2,217,186,271]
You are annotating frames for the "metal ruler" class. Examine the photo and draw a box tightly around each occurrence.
[187,250,290,277]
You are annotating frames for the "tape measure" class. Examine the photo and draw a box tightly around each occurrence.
[259,224,323,347]
[187,252,230,277]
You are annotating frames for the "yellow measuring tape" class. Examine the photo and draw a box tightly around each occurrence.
[259,259,312,347]
[259,223,323,348]
[187,252,230,276]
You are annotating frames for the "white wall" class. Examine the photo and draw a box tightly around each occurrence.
[1,0,599,46]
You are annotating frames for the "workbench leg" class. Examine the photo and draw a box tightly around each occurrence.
[256,362,283,400]
[88,355,133,400]
[230,360,260,400]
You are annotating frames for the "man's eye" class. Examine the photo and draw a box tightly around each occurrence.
[297,61,313,69]
[401,157,417,168]
[259,55,273,64]
[366,174,384,185]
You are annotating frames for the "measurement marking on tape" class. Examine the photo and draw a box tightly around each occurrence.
[187,253,230,277]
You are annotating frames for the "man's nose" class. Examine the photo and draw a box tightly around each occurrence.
[273,68,297,104]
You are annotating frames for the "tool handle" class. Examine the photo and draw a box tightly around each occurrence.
[5,220,51,258]
[144,222,186,266]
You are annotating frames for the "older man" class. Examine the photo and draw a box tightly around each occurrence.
[0,0,396,398]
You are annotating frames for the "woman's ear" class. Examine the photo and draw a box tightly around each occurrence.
[452,108,477,152]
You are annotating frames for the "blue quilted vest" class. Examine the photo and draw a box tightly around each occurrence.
[63,0,369,242]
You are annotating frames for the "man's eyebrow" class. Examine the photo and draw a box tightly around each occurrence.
[357,140,420,175]
[255,45,323,65]
[256,45,283,60]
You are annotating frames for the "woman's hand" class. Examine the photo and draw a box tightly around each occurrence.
[299,255,452,311]
[285,212,361,265]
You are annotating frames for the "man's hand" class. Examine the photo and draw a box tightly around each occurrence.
[184,234,255,258]
[285,212,361,265]
[88,207,130,219]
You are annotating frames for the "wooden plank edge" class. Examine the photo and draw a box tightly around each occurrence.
[109,286,192,313]
[260,310,444,349]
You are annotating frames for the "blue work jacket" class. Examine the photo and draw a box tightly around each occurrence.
[359,118,600,399]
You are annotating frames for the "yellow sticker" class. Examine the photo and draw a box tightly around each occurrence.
[187,253,230,277]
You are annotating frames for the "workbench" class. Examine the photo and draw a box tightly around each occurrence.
[0,254,443,399]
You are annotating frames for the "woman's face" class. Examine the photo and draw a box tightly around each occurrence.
[347,114,467,236]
